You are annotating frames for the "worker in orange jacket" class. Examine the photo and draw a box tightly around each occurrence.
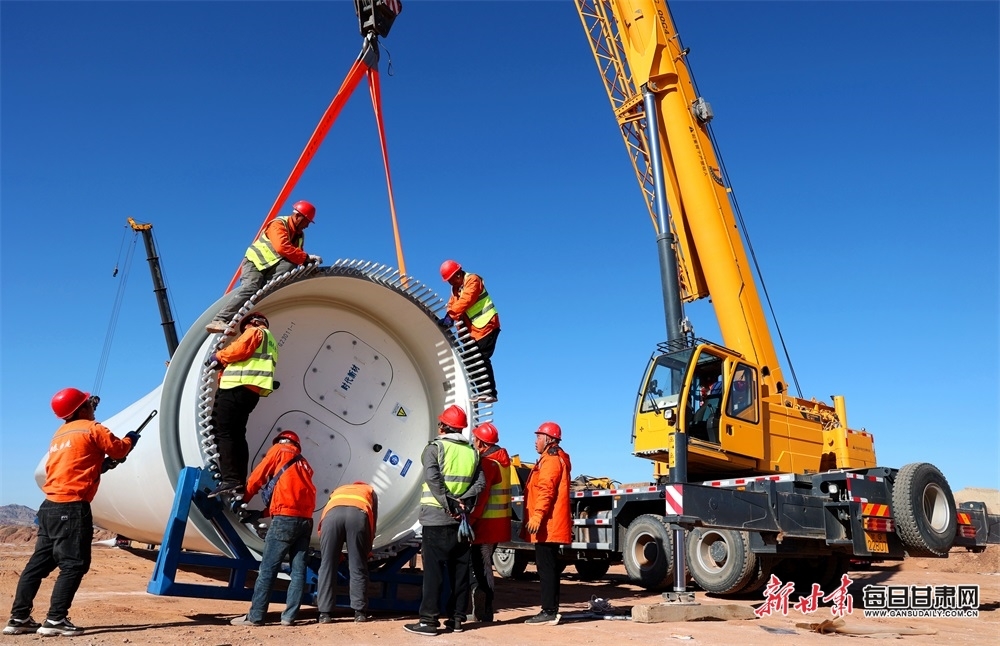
[5,388,138,637]
[467,422,511,623]
[231,430,316,627]
[522,421,572,626]
[208,200,321,333]
[439,260,500,403]
[205,311,276,499]
[316,482,379,624]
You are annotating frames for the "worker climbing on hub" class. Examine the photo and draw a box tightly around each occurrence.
[522,421,572,626]
[439,260,500,403]
[404,405,485,637]
[207,200,322,334]
[467,422,511,623]
[317,481,379,624]
[205,311,277,499]
[230,430,316,627]
[4,389,139,637]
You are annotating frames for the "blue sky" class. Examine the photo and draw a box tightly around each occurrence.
[2,1,997,509]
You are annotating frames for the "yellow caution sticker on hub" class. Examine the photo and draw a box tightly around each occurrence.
[393,404,407,419]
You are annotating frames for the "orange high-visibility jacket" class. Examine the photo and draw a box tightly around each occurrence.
[470,447,512,544]
[43,420,134,503]
[446,273,500,342]
[245,443,316,519]
[524,445,573,545]
[319,482,378,540]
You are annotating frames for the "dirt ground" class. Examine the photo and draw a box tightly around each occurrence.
[1,537,997,646]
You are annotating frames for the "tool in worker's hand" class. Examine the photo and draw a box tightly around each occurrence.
[102,410,158,473]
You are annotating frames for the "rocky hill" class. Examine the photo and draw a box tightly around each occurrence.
[0,504,37,526]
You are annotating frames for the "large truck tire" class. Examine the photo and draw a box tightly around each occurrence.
[686,527,757,594]
[740,555,775,594]
[493,546,528,579]
[892,462,957,557]
[622,515,674,589]
[574,559,611,581]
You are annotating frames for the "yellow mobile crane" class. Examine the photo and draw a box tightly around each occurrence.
[495,0,998,595]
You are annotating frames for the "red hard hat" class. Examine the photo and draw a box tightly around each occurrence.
[241,311,269,332]
[292,200,316,222]
[274,430,301,445]
[535,421,562,441]
[51,388,90,420]
[440,259,462,282]
[472,422,499,445]
[438,404,468,430]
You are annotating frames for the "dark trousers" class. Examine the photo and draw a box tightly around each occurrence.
[473,328,500,398]
[419,524,471,625]
[534,542,561,614]
[317,507,372,612]
[211,386,260,485]
[10,500,92,621]
[470,543,496,619]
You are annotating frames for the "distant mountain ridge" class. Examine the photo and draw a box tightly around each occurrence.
[0,504,37,526]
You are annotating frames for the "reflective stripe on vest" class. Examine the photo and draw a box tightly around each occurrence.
[321,483,376,537]
[464,275,497,329]
[481,461,511,519]
[220,329,278,395]
[420,439,478,508]
[245,216,304,271]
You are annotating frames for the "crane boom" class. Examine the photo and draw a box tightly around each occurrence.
[576,0,785,394]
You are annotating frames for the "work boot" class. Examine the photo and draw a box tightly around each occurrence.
[207,481,243,499]
[230,615,262,627]
[354,610,369,623]
[524,611,560,625]
[317,613,333,624]
[443,618,463,633]
[3,616,40,635]
[36,618,84,636]
[205,320,229,334]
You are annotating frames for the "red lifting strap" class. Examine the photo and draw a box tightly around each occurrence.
[368,68,407,277]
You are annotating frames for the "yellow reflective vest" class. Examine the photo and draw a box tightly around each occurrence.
[420,438,479,508]
[245,216,304,271]
[220,329,278,396]
[465,279,497,329]
[481,461,511,520]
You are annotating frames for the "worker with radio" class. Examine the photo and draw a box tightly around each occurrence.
[230,430,316,627]
[207,200,322,334]
[317,481,379,624]
[4,389,139,637]
[522,421,572,626]
[467,422,511,623]
[439,260,501,403]
[404,405,486,636]
[205,311,276,499]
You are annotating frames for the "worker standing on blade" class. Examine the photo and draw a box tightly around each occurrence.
[230,430,316,627]
[4,389,139,637]
[207,200,322,334]
[467,422,511,623]
[316,481,379,624]
[439,260,500,403]
[522,422,572,626]
[404,405,486,636]
[205,312,277,499]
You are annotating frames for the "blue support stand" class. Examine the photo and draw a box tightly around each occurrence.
[147,466,423,611]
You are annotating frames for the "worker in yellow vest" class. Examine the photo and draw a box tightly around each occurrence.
[207,200,321,334]
[404,405,486,636]
[439,260,501,403]
[205,312,277,498]
[316,482,379,624]
[468,422,511,623]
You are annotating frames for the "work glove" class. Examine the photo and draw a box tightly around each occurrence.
[457,512,475,543]
[307,254,323,265]
[125,431,141,448]
[205,353,221,369]
[101,457,116,474]
[438,315,454,328]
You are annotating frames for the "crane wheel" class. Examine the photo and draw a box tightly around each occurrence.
[685,527,757,595]
[622,514,674,590]
[740,555,776,594]
[492,547,528,579]
[891,462,957,557]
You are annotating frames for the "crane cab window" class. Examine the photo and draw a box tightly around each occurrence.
[689,357,724,443]
[726,363,759,423]
[639,355,687,413]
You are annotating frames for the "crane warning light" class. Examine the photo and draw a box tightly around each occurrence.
[355,0,402,38]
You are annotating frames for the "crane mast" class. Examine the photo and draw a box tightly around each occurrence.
[576,0,785,395]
